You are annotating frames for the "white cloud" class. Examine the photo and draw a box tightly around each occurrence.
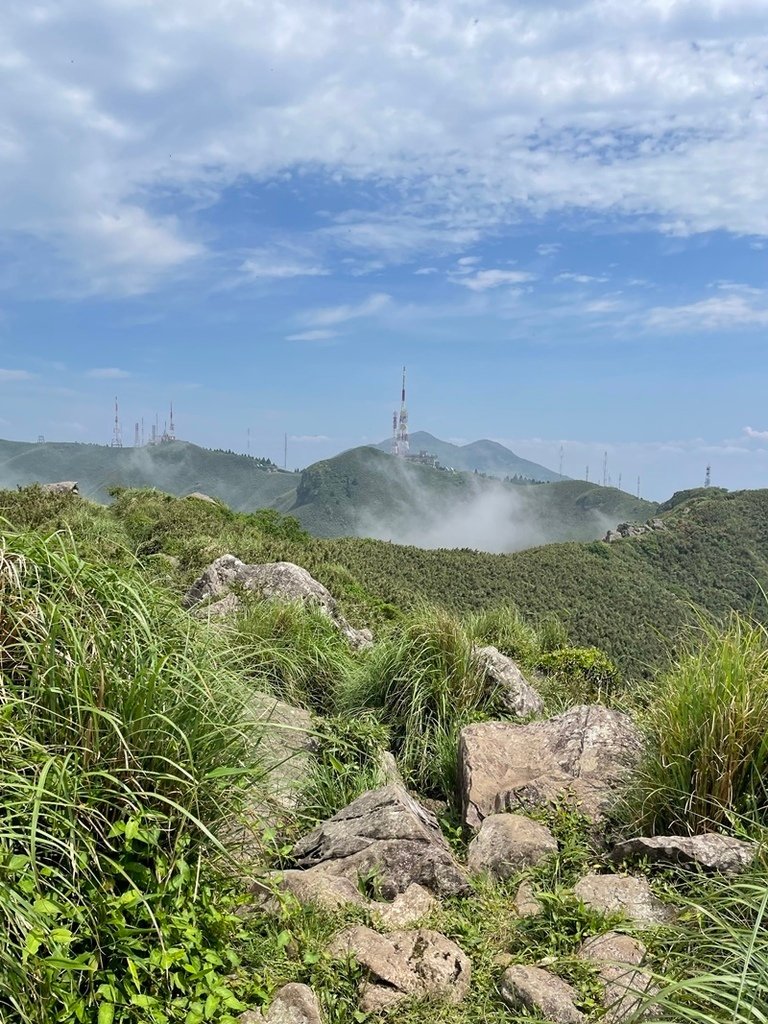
[645,292,768,332]
[302,292,391,327]
[744,426,768,441]
[1,1,768,295]
[86,367,131,379]
[414,267,438,275]
[537,243,562,257]
[557,272,609,284]
[290,434,330,442]
[240,253,328,281]
[454,269,536,292]
[285,329,338,341]
[0,368,33,381]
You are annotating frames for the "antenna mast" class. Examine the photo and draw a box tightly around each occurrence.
[394,366,409,457]
[602,450,608,487]
[704,464,711,488]
[134,421,140,447]
[168,402,176,441]
[111,397,123,448]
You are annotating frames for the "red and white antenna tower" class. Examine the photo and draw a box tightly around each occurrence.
[391,411,398,455]
[111,397,123,448]
[393,366,409,457]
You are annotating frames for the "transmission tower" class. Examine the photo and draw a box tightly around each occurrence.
[637,475,641,499]
[617,472,622,492]
[602,450,608,487]
[585,465,589,482]
[393,366,409,457]
[134,422,140,447]
[111,397,123,448]
[168,402,176,441]
[704,464,711,488]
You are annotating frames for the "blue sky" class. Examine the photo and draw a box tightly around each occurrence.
[1,0,767,500]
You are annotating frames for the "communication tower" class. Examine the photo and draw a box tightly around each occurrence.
[393,366,409,458]
[602,450,608,487]
[704,464,711,488]
[111,397,123,448]
[168,402,176,442]
[134,422,140,447]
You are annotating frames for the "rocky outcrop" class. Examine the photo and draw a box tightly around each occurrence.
[467,813,557,880]
[291,785,469,899]
[473,646,544,717]
[239,983,323,1024]
[41,481,79,494]
[578,932,654,1024]
[459,705,643,827]
[612,833,757,876]
[186,491,220,504]
[500,965,584,1023]
[605,518,666,543]
[183,555,373,648]
[329,925,471,1012]
[573,873,675,926]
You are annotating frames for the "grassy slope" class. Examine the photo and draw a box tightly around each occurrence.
[0,438,297,509]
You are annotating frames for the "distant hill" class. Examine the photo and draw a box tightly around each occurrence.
[288,446,656,548]
[0,438,297,510]
[372,431,563,481]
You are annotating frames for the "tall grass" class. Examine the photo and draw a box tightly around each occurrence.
[336,606,493,796]
[467,602,543,664]
[644,872,768,1024]
[635,613,768,832]
[0,527,263,1022]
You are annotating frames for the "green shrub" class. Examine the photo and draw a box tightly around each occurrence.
[536,646,621,703]
[468,602,542,665]
[634,615,768,832]
[337,607,490,797]
[0,528,264,1022]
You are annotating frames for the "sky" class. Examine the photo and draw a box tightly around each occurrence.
[0,0,767,500]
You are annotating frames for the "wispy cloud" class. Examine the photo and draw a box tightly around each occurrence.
[556,272,609,284]
[0,368,33,381]
[290,434,329,442]
[453,269,536,292]
[303,292,391,327]
[744,426,768,441]
[86,367,131,379]
[645,290,768,332]
[285,329,338,341]
[240,252,328,281]
[537,243,562,257]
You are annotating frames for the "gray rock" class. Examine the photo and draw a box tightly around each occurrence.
[261,983,323,1023]
[500,965,584,1023]
[573,874,675,926]
[329,925,471,1012]
[40,481,79,494]
[467,813,557,880]
[186,491,220,504]
[579,932,654,1023]
[514,880,542,918]
[473,646,544,717]
[372,883,438,929]
[270,869,367,912]
[291,785,469,899]
[183,555,372,648]
[459,705,643,827]
[612,833,757,876]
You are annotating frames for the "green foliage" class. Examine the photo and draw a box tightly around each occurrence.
[228,600,358,714]
[467,603,543,664]
[634,614,768,833]
[537,646,621,703]
[337,607,489,797]
[0,527,264,1022]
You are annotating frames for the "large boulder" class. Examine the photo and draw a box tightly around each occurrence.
[578,932,654,1024]
[41,481,79,494]
[183,555,372,649]
[291,785,469,899]
[329,925,471,1012]
[573,873,675,927]
[612,833,758,876]
[500,965,584,1023]
[372,883,438,929]
[459,705,643,827]
[473,646,544,717]
[467,813,557,880]
[238,983,323,1024]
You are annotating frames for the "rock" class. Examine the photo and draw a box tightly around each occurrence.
[183,555,372,648]
[329,925,471,1012]
[459,705,643,827]
[499,965,584,1023]
[270,869,367,912]
[473,646,544,717]
[578,932,654,1023]
[40,481,79,494]
[372,883,438,928]
[573,874,675,926]
[291,785,469,899]
[514,880,542,918]
[467,813,557,880]
[186,491,220,504]
[612,833,757,876]
[377,750,404,788]
[262,983,323,1023]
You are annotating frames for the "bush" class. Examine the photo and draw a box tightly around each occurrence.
[337,607,489,797]
[536,646,621,703]
[468,602,542,665]
[0,528,263,1022]
[634,615,768,832]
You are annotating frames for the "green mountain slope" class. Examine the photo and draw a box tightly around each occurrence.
[289,446,656,547]
[373,430,563,481]
[0,438,297,509]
